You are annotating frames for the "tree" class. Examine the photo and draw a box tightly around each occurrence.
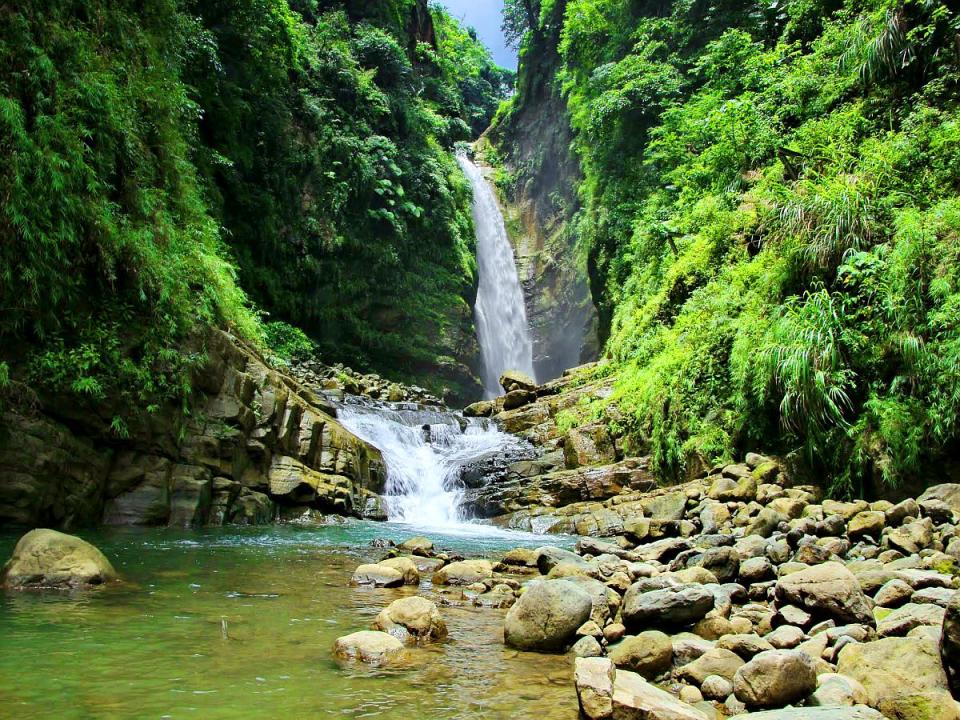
[502,0,537,49]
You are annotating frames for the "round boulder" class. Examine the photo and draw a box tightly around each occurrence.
[1,529,118,589]
[733,649,817,708]
[432,559,493,586]
[774,562,874,625]
[504,579,593,651]
[607,631,673,679]
[351,563,404,587]
[332,630,405,666]
[622,583,715,630]
[372,596,447,643]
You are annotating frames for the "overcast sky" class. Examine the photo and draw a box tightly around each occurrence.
[437,0,517,69]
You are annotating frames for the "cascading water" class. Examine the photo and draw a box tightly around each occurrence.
[335,398,526,527]
[457,153,536,398]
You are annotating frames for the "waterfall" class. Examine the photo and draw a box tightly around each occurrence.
[457,154,536,398]
[336,398,525,527]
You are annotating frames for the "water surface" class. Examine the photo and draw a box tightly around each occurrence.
[0,521,578,720]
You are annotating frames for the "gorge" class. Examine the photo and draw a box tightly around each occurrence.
[2,0,960,719]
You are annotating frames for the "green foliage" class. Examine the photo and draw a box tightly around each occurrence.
[530,0,960,492]
[1,0,510,412]
[263,321,318,364]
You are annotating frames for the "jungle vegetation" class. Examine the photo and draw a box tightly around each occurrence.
[0,0,513,417]
[496,0,960,494]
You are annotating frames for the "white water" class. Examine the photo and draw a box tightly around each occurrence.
[336,400,524,527]
[458,154,536,398]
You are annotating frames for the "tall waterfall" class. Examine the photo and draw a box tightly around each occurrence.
[458,154,536,398]
[336,399,524,527]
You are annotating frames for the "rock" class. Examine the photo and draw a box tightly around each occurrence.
[573,635,604,657]
[332,630,405,666]
[564,423,617,468]
[503,579,593,651]
[536,546,589,574]
[878,602,946,637]
[399,536,433,556]
[641,491,688,522]
[765,625,805,649]
[351,563,403,587]
[739,557,775,584]
[887,498,921,526]
[848,511,886,540]
[717,634,774,659]
[1,529,117,589]
[686,547,740,583]
[500,370,537,393]
[701,674,734,701]
[809,673,870,707]
[745,509,785,538]
[378,557,420,585]
[575,657,616,720]
[774,562,874,625]
[732,649,817,708]
[622,584,715,630]
[676,648,746,685]
[608,631,673,679]
[728,708,886,719]
[918,483,960,516]
[612,670,709,720]
[432,559,493,585]
[887,517,934,555]
[503,389,537,411]
[875,578,915,608]
[372,596,446,643]
[837,637,953,717]
[944,590,959,696]
[463,400,495,418]
[679,685,704,705]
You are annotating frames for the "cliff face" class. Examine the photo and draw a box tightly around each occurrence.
[485,0,598,382]
[0,330,388,530]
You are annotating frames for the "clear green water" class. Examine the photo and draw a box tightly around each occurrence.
[0,521,578,720]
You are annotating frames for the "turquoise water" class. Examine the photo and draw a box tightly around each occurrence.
[0,521,578,720]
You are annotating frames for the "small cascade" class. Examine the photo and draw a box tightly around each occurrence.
[457,153,536,398]
[335,397,526,526]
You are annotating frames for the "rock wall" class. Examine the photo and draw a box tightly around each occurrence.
[0,330,387,530]
[485,0,599,382]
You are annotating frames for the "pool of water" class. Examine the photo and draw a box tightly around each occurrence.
[0,520,578,720]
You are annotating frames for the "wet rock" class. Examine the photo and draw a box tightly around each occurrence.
[351,563,404,587]
[607,631,673,679]
[463,400,495,418]
[372,596,447,643]
[503,579,593,651]
[732,649,817,708]
[332,630,405,666]
[774,562,874,625]
[622,583,715,630]
[1,529,118,589]
[432,559,493,585]
[378,557,420,585]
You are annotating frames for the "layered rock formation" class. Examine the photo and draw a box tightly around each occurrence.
[0,330,387,529]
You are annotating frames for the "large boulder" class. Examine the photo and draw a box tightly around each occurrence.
[432,559,493,586]
[332,630,405,666]
[774,562,873,625]
[676,648,746,685]
[732,649,817,708]
[607,631,673,679]
[500,370,537,393]
[377,557,420,586]
[1,529,117,589]
[944,590,960,696]
[918,483,960,516]
[372,596,446,643]
[504,579,593,651]
[351,563,403,588]
[575,657,616,720]
[622,583,715,630]
[837,637,955,719]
